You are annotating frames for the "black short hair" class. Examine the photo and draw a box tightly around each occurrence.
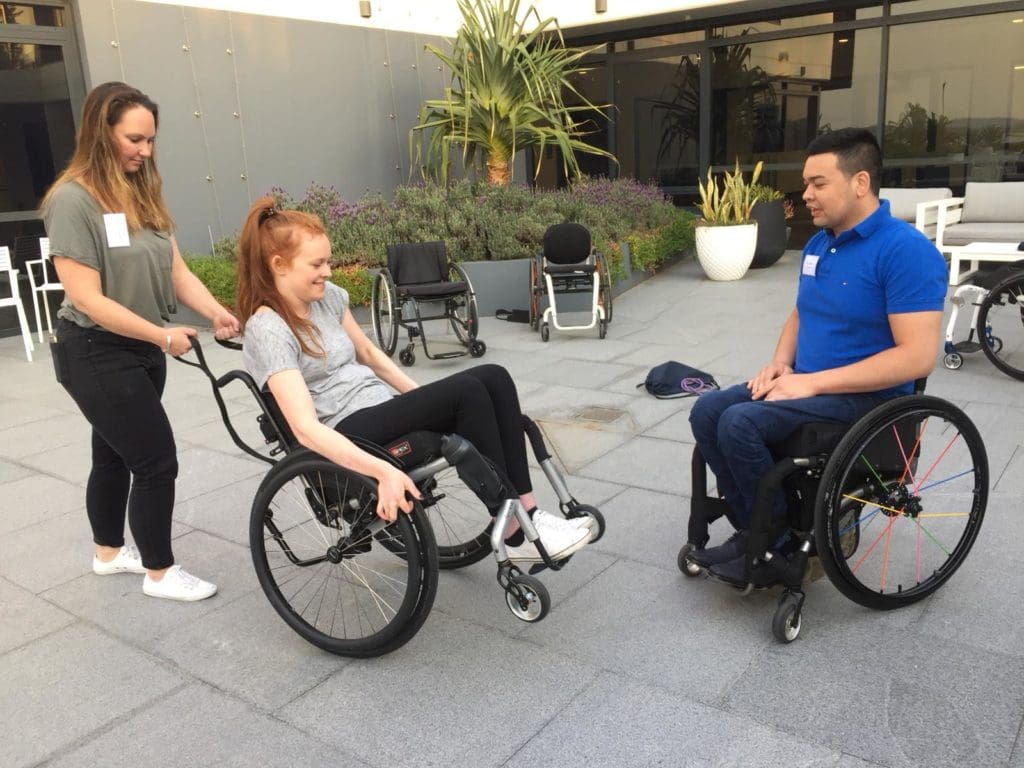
[805,128,882,195]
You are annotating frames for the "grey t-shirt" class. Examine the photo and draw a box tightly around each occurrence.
[43,181,177,328]
[243,282,392,426]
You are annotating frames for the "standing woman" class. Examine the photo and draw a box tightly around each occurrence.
[42,82,239,601]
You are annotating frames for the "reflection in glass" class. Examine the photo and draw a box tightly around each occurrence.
[0,4,64,26]
[884,12,1024,188]
[0,43,76,212]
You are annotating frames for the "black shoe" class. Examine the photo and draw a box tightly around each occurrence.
[708,553,749,587]
[687,530,748,569]
[710,551,787,588]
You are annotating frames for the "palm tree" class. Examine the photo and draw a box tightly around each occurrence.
[411,0,614,186]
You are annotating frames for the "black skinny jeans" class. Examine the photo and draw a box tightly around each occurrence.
[57,319,178,569]
[335,364,531,494]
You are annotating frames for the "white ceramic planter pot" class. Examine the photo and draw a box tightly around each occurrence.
[695,223,758,281]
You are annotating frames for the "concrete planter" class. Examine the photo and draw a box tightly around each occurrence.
[695,223,758,281]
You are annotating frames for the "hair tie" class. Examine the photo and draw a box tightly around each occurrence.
[258,207,277,225]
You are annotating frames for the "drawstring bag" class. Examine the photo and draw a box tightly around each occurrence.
[637,361,719,399]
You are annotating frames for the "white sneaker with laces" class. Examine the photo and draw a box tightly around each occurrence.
[507,513,589,563]
[143,565,217,602]
[534,509,596,536]
[92,544,146,575]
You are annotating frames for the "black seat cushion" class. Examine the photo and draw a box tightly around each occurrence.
[544,263,596,276]
[769,421,849,460]
[399,280,469,298]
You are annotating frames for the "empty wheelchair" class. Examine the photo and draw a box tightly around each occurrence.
[943,260,1024,380]
[178,339,604,656]
[371,241,485,366]
[529,222,612,341]
[679,383,988,643]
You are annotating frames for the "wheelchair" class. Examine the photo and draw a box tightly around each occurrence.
[529,222,612,341]
[943,260,1024,380]
[679,381,988,643]
[177,339,605,657]
[371,241,486,366]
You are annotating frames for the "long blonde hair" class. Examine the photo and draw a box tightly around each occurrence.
[236,196,329,357]
[42,82,173,232]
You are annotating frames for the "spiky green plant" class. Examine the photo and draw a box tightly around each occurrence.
[411,0,615,186]
[697,159,764,225]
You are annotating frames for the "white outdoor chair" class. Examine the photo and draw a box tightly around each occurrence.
[23,236,63,343]
[0,245,35,362]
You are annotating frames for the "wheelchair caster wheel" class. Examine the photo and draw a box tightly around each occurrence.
[943,352,963,370]
[505,574,550,622]
[677,543,703,577]
[987,336,1003,354]
[566,503,605,543]
[599,319,607,340]
[469,340,486,358]
[772,592,803,643]
[399,348,416,366]
[540,323,549,342]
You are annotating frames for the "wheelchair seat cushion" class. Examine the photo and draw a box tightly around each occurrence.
[769,421,849,459]
[544,263,596,276]
[399,280,469,298]
[377,430,444,470]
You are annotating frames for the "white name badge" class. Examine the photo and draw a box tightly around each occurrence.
[103,213,130,248]
[802,254,819,277]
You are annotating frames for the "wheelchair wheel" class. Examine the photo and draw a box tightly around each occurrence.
[976,271,1024,381]
[596,252,614,324]
[772,592,803,643]
[814,395,987,610]
[448,264,480,345]
[528,257,542,331]
[505,573,550,622]
[371,270,399,356]
[417,465,493,569]
[249,451,438,657]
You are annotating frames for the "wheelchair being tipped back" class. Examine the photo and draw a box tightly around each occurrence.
[680,382,988,643]
[178,339,605,658]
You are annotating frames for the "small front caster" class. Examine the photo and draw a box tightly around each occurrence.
[772,591,803,643]
[505,574,550,622]
[943,351,963,370]
[399,347,416,366]
[677,543,703,577]
[469,339,487,358]
[540,323,550,342]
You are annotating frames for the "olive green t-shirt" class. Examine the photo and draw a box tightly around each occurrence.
[43,181,177,329]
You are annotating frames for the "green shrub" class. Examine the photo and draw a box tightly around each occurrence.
[330,265,374,307]
[626,209,696,273]
[183,254,236,307]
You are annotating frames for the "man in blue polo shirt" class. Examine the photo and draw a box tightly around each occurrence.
[687,127,947,583]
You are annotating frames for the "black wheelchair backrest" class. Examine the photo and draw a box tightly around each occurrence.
[543,223,591,265]
[386,241,448,286]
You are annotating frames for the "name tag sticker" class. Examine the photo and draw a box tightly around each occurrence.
[103,213,130,248]
[802,254,819,277]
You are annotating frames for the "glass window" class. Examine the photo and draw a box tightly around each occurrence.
[0,42,76,212]
[0,4,65,26]
[890,0,981,15]
[708,29,880,195]
[714,6,879,37]
[622,30,704,51]
[613,52,700,188]
[883,12,1024,188]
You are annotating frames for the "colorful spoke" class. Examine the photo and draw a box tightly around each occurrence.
[894,418,924,486]
[858,454,888,489]
[912,431,960,495]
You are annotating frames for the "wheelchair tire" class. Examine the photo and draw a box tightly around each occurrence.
[448,264,480,345]
[772,592,802,643]
[529,257,542,331]
[596,251,613,324]
[505,573,550,622]
[249,450,439,657]
[813,395,987,611]
[976,271,1024,381]
[371,270,399,356]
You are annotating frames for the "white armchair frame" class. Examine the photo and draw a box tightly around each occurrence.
[0,245,35,362]
[25,237,63,343]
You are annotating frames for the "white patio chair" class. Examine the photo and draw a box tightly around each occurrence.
[24,236,63,343]
[0,245,35,362]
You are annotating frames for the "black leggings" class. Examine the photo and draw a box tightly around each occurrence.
[335,364,531,494]
[57,319,177,570]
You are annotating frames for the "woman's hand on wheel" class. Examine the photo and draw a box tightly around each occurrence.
[374,464,421,522]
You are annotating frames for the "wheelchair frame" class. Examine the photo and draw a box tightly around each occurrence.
[371,245,486,367]
[679,387,988,643]
[178,338,605,655]
[943,267,1024,380]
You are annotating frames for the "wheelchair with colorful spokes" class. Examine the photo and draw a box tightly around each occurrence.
[680,387,988,643]
[178,339,605,656]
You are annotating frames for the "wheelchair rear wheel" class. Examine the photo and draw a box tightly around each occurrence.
[417,465,493,569]
[448,264,481,346]
[814,395,987,610]
[596,251,614,324]
[976,271,1024,381]
[250,451,438,657]
[528,256,543,331]
[371,270,399,356]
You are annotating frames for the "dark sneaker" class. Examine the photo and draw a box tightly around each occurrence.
[707,553,749,587]
[687,530,748,569]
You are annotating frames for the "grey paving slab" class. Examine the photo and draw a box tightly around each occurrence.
[1,623,183,768]
[17,441,94,486]
[0,472,85,534]
[587,486,687,569]
[0,398,71,431]
[722,621,1024,768]
[172,471,263,546]
[0,575,75,655]
[154,590,348,711]
[578,435,692,497]
[524,357,637,391]
[0,457,33,484]
[538,419,634,473]
[174,445,266,503]
[507,671,845,768]
[45,682,363,768]
[0,510,96,593]
[42,530,258,646]
[278,613,600,768]
[0,411,89,460]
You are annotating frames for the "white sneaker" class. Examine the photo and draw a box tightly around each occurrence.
[143,565,217,602]
[92,544,146,575]
[507,515,589,563]
[534,509,597,536]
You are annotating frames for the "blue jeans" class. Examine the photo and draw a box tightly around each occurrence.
[688,383,887,528]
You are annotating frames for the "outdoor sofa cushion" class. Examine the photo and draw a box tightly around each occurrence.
[961,181,1024,224]
[880,187,952,222]
[940,222,1024,247]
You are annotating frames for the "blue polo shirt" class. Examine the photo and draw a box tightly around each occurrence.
[795,200,947,397]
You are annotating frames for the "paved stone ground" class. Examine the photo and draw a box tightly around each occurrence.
[3,252,1023,768]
